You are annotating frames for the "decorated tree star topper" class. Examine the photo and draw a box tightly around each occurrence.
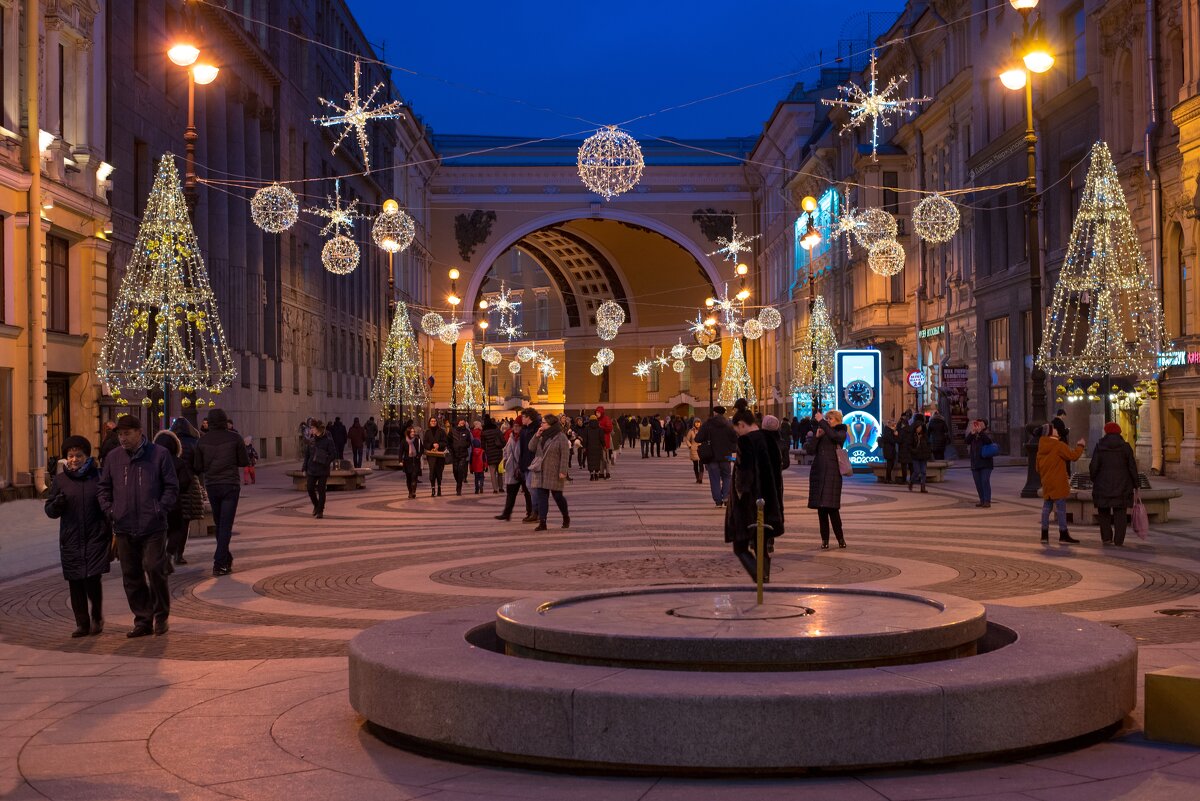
[312,59,404,173]
[822,50,930,161]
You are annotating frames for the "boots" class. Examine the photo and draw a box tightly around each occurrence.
[920,483,927,493]
[1041,528,1050,543]
[562,516,570,529]
[1059,529,1080,544]
[908,482,914,492]
[534,520,548,532]
[437,481,443,497]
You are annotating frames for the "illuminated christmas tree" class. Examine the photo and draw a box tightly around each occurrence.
[96,154,235,413]
[370,300,428,420]
[791,295,838,413]
[452,341,487,414]
[717,338,756,407]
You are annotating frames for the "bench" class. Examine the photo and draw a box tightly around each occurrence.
[870,460,953,483]
[373,453,403,470]
[286,469,369,491]
[788,448,807,466]
[1064,487,1182,524]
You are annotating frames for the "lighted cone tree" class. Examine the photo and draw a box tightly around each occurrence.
[717,338,756,407]
[791,295,838,411]
[97,154,235,410]
[452,341,487,414]
[1037,141,1165,381]
[370,300,428,419]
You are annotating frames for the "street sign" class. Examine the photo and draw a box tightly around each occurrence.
[907,370,926,389]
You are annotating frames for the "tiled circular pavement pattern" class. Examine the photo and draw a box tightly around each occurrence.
[2,454,1200,800]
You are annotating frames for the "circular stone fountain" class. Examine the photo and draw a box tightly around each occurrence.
[349,585,1136,772]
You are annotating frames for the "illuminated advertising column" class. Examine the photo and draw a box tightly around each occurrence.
[835,349,883,466]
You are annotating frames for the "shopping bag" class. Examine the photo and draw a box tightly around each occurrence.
[1131,494,1149,540]
[836,447,853,477]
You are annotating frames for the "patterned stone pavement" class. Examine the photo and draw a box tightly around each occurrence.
[2,450,1200,800]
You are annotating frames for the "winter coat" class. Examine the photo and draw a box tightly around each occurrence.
[194,427,249,487]
[1036,436,1083,501]
[449,426,472,462]
[725,429,784,543]
[471,436,487,472]
[909,425,933,462]
[684,427,702,460]
[401,435,423,476]
[348,423,367,448]
[806,419,847,510]
[790,418,803,441]
[422,426,448,459]
[44,461,111,580]
[965,431,995,470]
[927,416,949,450]
[583,420,606,468]
[595,408,614,449]
[501,432,522,486]
[696,414,738,462]
[98,431,121,463]
[649,418,663,442]
[1089,433,1138,509]
[481,426,505,467]
[169,418,201,466]
[638,423,651,441]
[97,438,180,537]
[880,425,897,460]
[518,412,541,473]
[897,423,913,463]
[664,423,678,451]
[330,421,348,452]
[304,433,340,478]
[528,428,570,492]
[364,420,379,444]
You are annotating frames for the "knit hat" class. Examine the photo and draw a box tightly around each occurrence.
[61,435,92,458]
[1104,422,1122,435]
[207,408,229,429]
[115,414,142,431]
[761,415,781,431]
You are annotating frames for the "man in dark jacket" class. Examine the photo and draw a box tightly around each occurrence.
[330,417,348,460]
[98,415,179,638]
[348,418,367,468]
[481,418,505,493]
[927,411,950,460]
[1089,422,1138,546]
[696,406,739,506]
[303,421,340,518]
[364,416,380,463]
[449,419,472,496]
[194,408,249,577]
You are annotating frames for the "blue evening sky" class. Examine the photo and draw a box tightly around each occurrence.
[344,2,905,140]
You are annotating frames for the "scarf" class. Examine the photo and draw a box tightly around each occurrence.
[67,458,94,478]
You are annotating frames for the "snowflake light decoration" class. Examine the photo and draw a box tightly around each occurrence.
[307,179,360,237]
[710,283,744,335]
[708,219,760,263]
[830,187,861,257]
[312,59,403,173]
[490,282,523,341]
[821,50,931,160]
[633,360,652,379]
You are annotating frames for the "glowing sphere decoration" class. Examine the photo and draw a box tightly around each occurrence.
[577,127,644,200]
[670,342,688,360]
[480,346,502,365]
[758,306,782,331]
[868,239,906,276]
[322,235,359,274]
[743,318,764,340]
[589,361,604,376]
[507,360,521,374]
[596,300,626,329]
[596,347,615,366]
[672,359,686,373]
[597,325,619,341]
[692,346,707,362]
[371,205,416,253]
[250,183,299,233]
[912,193,960,244]
[421,313,445,336]
[854,208,898,250]
[706,343,722,360]
[517,346,536,363]
[437,324,460,345]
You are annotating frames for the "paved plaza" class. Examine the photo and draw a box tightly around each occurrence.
[3,453,1200,800]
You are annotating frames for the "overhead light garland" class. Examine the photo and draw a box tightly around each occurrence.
[912,193,960,244]
[250,183,299,233]
[577,126,644,200]
[307,178,362,274]
[312,59,403,173]
[322,235,359,275]
[596,299,627,340]
[757,306,782,331]
[480,345,503,366]
[854,208,898,251]
[421,312,446,337]
[830,187,861,257]
[371,201,416,253]
[821,49,930,160]
[490,282,523,341]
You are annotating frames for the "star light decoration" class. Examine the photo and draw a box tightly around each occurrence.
[490,282,523,341]
[312,59,403,173]
[307,179,360,237]
[822,50,930,161]
[708,219,760,263]
[831,187,861,257]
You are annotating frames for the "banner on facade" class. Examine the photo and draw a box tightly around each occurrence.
[940,365,969,438]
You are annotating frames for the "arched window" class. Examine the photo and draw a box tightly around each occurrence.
[1166,222,1187,337]
[1180,223,1193,336]
[1116,51,1136,152]
[1168,32,1185,105]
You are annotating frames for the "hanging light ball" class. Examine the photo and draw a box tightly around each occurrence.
[597,323,619,341]
[437,325,460,345]
[743,318,764,340]
[854,208,898,250]
[672,359,686,373]
[517,346,536,363]
[670,342,688,361]
[691,346,707,362]
[507,360,521,374]
[706,343,722,360]
[867,239,906,277]
[589,361,604,376]
[596,347,615,366]
[757,306,782,331]
[596,300,626,329]
[481,346,503,366]
[322,235,359,275]
[912,194,960,244]
[371,205,416,253]
[421,313,445,336]
[141,397,152,407]
[250,183,299,233]
[577,127,644,200]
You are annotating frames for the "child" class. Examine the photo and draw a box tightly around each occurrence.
[471,430,487,494]
[243,436,259,484]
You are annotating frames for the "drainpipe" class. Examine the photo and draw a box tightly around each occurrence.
[906,34,927,413]
[27,0,46,491]
[1144,0,1165,474]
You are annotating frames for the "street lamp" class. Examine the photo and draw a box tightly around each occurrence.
[167,41,218,215]
[799,214,823,415]
[447,268,460,421]
[704,315,718,412]
[998,0,1055,496]
[478,304,490,416]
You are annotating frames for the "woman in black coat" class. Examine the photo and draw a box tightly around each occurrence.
[481,419,505,494]
[880,420,898,484]
[1089,422,1139,546]
[725,408,784,581]
[806,410,848,549]
[908,419,933,492]
[582,416,606,480]
[896,418,913,485]
[153,430,197,572]
[44,435,110,637]
[401,425,424,500]
[422,417,449,496]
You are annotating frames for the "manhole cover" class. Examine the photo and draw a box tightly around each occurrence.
[1155,609,1200,618]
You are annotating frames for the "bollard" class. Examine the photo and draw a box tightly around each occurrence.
[755,498,765,605]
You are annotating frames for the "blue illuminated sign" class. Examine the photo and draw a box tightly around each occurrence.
[835,349,884,465]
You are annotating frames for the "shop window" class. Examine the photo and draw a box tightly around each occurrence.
[988,316,1010,435]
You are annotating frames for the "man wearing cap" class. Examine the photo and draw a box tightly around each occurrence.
[194,408,249,577]
[97,414,179,637]
[695,406,739,507]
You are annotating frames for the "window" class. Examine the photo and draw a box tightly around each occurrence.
[988,316,1010,436]
[882,172,900,215]
[133,140,150,217]
[488,367,498,398]
[47,235,69,333]
[1063,5,1086,83]
[134,0,149,77]
[649,365,660,393]
[538,370,548,396]
[535,294,548,333]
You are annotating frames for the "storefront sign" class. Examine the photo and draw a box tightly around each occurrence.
[942,365,968,388]
[907,370,926,389]
[1158,351,1200,368]
[919,324,945,339]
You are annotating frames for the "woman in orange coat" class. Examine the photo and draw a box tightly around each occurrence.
[1035,423,1085,544]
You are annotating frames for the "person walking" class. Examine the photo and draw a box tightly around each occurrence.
[790,416,803,450]
[98,419,120,463]
[348,418,367,468]
[422,416,448,497]
[684,418,703,483]
[516,408,542,521]
[303,420,339,518]
[44,436,110,637]
[470,425,488,494]
[965,419,995,507]
[401,425,423,499]
[193,409,249,577]
[696,406,738,507]
[639,417,652,458]
[927,410,949,461]
[97,415,179,637]
[496,420,525,521]
[152,430,196,576]
[594,406,614,477]
[650,415,664,457]
[880,420,898,484]
[242,436,258,484]
[528,414,570,531]
[328,417,347,461]
[806,410,848,549]
[582,414,605,481]
[663,416,679,457]
[1089,422,1138,546]
[726,407,784,581]
[364,416,379,463]
[167,418,203,565]
[907,418,932,493]
[482,418,505,494]
[895,415,912,486]
[449,419,472,496]
[1035,423,1085,544]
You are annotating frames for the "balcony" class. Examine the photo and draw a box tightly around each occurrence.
[850,302,910,343]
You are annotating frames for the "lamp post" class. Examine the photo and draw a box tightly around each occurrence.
[447,268,461,422]
[375,198,403,437]
[799,196,823,415]
[703,313,718,412]
[478,299,490,419]
[998,0,1054,496]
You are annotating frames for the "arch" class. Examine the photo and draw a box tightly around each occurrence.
[463,208,726,321]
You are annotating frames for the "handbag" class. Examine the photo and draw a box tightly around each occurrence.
[497,459,505,476]
[981,442,1000,459]
[1131,492,1150,540]
[836,447,853,477]
[697,440,714,464]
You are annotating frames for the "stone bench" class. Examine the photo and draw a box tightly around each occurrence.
[373,453,403,470]
[1064,488,1182,524]
[788,448,807,466]
[870,460,953,483]
[286,469,369,491]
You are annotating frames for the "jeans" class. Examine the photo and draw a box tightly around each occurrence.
[67,575,103,630]
[971,468,992,504]
[1097,507,1128,545]
[535,487,568,523]
[910,460,928,485]
[365,441,376,462]
[641,440,650,458]
[207,483,241,570]
[474,472,485,492]
[501,477,533,518]
[1041,498,1068,531]
[307,475,328,514]
[489,465,502,492]
[351,446,363,468]
[706,460,732,504]
[117,531,169,629]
